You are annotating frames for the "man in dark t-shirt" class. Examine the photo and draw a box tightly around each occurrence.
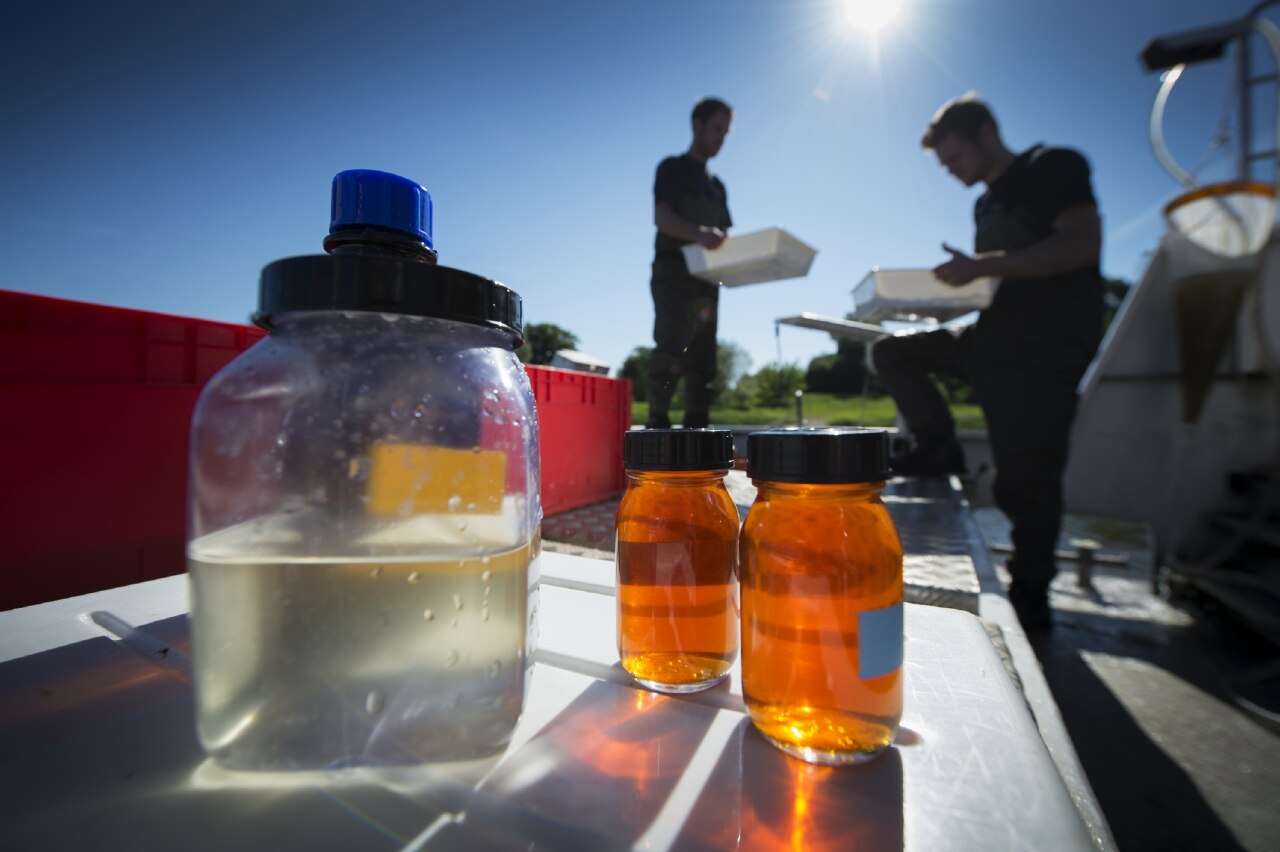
[871,96,1104,630]
[645,97,734,429]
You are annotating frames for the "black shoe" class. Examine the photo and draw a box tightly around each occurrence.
[646,412,672,429]
[889,435,966,478]
[1009,586,1054,632]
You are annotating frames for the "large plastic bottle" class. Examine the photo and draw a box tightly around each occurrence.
[187,169,540,770]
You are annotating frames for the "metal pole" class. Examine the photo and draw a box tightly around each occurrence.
[1074,539,1100,594]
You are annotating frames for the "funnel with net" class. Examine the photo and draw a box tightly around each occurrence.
[1164,180,1276,422]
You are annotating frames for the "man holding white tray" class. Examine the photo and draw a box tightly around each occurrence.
[645,97,734,429]
[872,95,1105,630]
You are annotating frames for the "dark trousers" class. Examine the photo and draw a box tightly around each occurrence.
[646,255,718,427]
[871,328,1083,593]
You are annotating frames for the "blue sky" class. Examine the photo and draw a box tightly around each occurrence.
[0,0,1264,376]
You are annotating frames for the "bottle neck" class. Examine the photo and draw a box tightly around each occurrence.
[323,226,438,263]
[752,479,885,502]
[627,469,729,488]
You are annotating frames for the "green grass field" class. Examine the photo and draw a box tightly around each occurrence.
[631,393,987,429]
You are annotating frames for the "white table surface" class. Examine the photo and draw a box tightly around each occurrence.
[0,551,1092,851]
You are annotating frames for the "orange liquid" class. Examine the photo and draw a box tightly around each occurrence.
[741,481,903,763]
[616,471,739,692]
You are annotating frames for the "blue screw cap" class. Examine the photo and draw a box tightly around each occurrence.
[329,169,433,249]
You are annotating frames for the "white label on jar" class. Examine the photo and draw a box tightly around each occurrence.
[858,602,903,679]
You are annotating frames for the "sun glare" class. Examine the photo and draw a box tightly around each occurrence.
[842,0,903,33]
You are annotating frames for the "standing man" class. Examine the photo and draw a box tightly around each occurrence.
[871,95,1104,629]
[646,97,734,430]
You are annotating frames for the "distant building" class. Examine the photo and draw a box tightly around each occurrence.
[550,349,611,375]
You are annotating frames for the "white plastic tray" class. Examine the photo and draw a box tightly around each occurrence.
[682,227,817,287]
[852,267,998,322]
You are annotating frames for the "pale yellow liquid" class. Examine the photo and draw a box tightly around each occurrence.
[189,536,535,769]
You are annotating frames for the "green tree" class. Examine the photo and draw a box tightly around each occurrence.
[753,362,805,407]
[712,340,751,405]
[805,334,875,394]
[1103,276,1131,330]
[517,322,579,365]
[619,346,653,400]
[619,340,751,405]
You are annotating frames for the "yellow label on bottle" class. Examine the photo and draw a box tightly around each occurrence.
[367,443,506,515]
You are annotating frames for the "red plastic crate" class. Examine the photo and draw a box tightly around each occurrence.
[526,365,631,516]
[0,290,267,610]
[0,291,632,610]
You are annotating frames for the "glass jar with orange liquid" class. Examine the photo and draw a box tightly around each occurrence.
[616,429,739,693]
[740,427,902,765]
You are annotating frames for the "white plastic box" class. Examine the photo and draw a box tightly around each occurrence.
[682,227,817,287]
[851,267,998,322]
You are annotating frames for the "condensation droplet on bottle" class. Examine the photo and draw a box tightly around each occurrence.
[347,456,370,480]
[481,607,490,622]
[423,608,434,622]
[365,690,385,715]
[453,594,464,611]
[445,650,459,668]
[480,569,492,582]
[481,554,492,565]
[389,399,410,420]
[456,519,469,532]
[493,414,505,425]
[407,571,422,585]
[489,661,502,678]
[369,565,382,579]
[450,618,459,629]
[484,585,492,598]
[412,403,427,419]
[447,495,462,512]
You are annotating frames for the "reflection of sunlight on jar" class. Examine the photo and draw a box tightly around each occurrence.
[739,725,904,851]
[480,682,719,844]
[576,688,683,789]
